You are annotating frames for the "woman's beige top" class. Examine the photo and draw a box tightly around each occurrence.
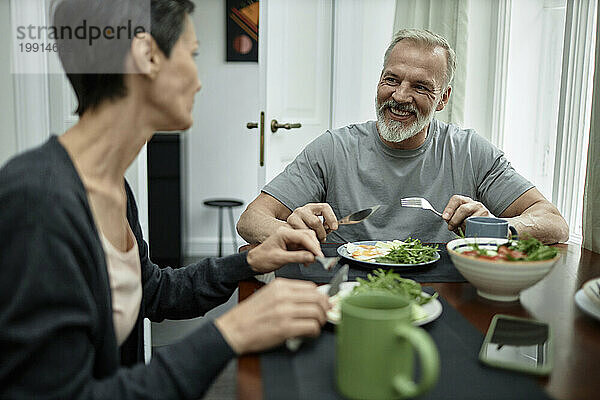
[100,228,142,346]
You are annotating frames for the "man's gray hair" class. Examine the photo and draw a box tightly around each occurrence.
[383,28,456,87]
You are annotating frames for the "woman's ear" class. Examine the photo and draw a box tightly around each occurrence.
[130,32,160,79]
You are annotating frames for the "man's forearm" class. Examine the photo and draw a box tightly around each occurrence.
[237,209,289,244]
[505,206,569,244]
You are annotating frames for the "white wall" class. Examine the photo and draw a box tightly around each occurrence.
[185,1,260,256]
[0,0,18,167]
[463,0,495,141]
[331,0,396,129]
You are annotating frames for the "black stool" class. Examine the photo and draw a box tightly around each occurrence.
[203,199,244,257]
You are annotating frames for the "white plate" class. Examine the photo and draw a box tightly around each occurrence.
[318,281,442,326]
[337,241,440,268]
[582,278,600,307]
[575,288,600,321]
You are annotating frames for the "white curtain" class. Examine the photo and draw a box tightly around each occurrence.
[393,0,469,126]
[583,1,600,253]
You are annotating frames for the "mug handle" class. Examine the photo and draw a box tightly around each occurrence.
[392,325,440,399]
[509,225,518,240]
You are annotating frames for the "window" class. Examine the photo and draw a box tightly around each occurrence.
[492,0,595,244]
[551,0,596,244]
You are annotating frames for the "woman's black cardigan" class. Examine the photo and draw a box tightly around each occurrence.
[0,136,256,399]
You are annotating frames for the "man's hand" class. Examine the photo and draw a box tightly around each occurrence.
[442,195,492,233]
[286,203,339,242]
[246,226,324,273]
[214,278,330,354]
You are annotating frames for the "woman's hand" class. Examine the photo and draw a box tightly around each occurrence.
[246,226,324,273]
[214,278,330,354]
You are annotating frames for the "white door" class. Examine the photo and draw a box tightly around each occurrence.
[249,0,333,188]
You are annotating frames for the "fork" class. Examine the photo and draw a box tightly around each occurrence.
[400,197,443,218]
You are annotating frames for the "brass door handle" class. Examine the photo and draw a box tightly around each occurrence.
[247,112,265,166]
[271,119,302,133]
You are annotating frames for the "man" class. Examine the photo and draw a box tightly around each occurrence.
[237,29,569,244]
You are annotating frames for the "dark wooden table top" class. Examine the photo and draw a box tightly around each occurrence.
[237,244,600,400]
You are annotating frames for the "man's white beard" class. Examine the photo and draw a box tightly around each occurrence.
[376,98,436,143]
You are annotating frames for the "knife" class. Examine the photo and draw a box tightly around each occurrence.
[285,265,350,352]
[327,264,349,296]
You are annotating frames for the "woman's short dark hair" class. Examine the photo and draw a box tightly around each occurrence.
[53,0,195,116]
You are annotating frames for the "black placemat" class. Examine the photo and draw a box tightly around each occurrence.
[274,243,466,283]
[260,292,552,400]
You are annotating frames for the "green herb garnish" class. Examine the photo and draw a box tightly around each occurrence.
[507,236,559,261]
[374,238,439,264]
[461,235,559,261]
[352,268,436,305]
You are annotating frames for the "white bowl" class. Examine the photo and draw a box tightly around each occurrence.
[447,238,561,302]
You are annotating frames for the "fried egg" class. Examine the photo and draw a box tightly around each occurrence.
[345,240,406,261]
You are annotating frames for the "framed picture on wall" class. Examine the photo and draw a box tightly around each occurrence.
[226,0,259,62]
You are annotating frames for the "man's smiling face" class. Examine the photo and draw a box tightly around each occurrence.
[376,40,450,145]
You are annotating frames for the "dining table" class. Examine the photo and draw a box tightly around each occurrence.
[236,243,600,400]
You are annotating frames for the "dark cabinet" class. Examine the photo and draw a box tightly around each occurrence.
[147,133,182,267]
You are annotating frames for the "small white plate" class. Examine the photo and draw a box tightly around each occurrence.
[582,278,600,307]
[575,288,600,321]
[319,281,442,326]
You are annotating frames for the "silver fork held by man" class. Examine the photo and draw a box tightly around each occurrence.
[400,197,443,218]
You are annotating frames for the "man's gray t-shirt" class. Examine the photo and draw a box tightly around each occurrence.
[262,119,533,243]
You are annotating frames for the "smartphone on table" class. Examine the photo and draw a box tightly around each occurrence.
[479,314,552,375]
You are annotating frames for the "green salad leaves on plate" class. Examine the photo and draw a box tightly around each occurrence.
[374,238,439,264]
[352,268,437,306]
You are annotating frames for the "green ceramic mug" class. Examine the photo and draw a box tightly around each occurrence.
[336,292,440,400]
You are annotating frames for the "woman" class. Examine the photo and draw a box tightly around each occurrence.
[0,0,329,398]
